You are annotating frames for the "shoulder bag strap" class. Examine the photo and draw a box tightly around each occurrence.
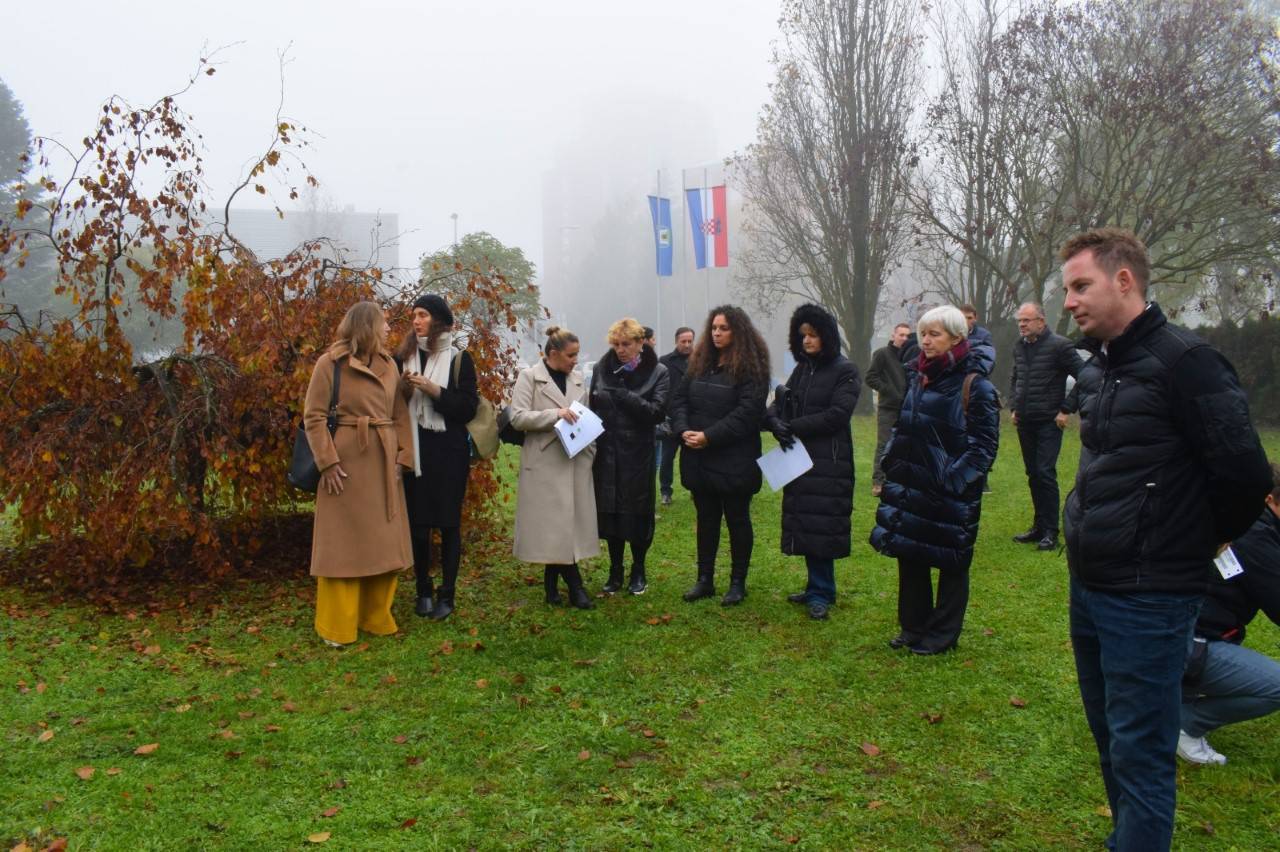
[961,372,977,425]
[326,357,343,434]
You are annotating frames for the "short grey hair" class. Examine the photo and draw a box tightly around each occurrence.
[1018,301,1046,320]
[917,305,968,340]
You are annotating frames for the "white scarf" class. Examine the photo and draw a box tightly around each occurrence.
[405,331,453,476]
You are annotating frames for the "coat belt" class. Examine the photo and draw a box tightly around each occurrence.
[336,416,399,521]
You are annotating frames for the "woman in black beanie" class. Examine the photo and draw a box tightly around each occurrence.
[396,294,479,621]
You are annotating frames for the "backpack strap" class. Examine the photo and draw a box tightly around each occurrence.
[961,372,977,425]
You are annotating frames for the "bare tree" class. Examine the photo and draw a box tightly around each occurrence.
[732,0,925,370]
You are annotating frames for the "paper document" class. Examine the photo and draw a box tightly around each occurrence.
[554,401,604,459]
[1214,546,1245,581]
[757,442,813,491]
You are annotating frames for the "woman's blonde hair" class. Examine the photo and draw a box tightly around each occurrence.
[917,305,968,341]
[607,317,645,345]
[543,325,579,355]
[331,301,386,360]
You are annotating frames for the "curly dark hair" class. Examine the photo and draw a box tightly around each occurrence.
[687,304,771,385]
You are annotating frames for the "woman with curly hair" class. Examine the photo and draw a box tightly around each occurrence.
[669,305,771,606]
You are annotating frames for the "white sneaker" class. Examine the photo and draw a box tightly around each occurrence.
[1177,730,1227,765]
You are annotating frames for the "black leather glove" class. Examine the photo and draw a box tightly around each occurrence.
[766,415,796,450]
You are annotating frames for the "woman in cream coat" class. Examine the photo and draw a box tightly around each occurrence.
[510,326,599,609]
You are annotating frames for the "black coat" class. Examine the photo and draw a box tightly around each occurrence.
[589,346,670,537]
[773,305,861,558]
[397,349,478,530]
[1010,331,1084,422]
[670,359,766,496]
[1196,508,1280,643]
[1064,304,1272,594]
[865,343,907,412]
[870,349,1000,570]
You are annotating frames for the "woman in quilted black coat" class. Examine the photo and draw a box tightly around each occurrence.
[589,318,670,596]
[669,305,771,606]
[765,304,861,620]
[870,305,999,654]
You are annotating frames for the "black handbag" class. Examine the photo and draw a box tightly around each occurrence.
[287,358,343,492]
[497,404,524,447]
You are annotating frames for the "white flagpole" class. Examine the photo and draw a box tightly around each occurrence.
[655,168,662,348]
[703,166,710,314]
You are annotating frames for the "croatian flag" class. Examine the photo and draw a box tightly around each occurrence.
[647,195,674,276]
[686,185,728,269]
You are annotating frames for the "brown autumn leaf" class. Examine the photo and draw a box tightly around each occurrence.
[400,818,418,829]
[439,641,454,655]
[329,779,347,790]
[393,735,408,744]
[321,806,341,818]
[549,685,563,694]
[239,711,255,719]
[75,766,95,780]
[660,613,673,623]
[218,730,236,740]
[106,767,121,775]
[11,842,32,852]
[1095,805,1113,818]
[642,729,656,738]
[264,724,282,733]
[38,729,54,743]
[405,756,422,766]
[860,742,881,757]
[1010,697,1028,709]
[174,704,192,713]
[35,682,47,693]
[921,712,944,725]
[645,617,660,625]
[225,751,243,760]
[573,659,597,667]
[306,832,331,843]
[475,679,488,689]
[134,743,159,755]
[614,760,635,769]
[472,641,485,652]
[281,702,297,713]
[382,675,398,685]
[868,800,886,809]
[578,749,591,761]
[982,627,995,637]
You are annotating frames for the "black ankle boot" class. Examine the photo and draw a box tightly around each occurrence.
[721,570,747,606]
[414,576,434,617]
[602,563,625,595]
[563,564,595,610]
[544,565,563,605]
[627,565,647,595]
[429,593,454,621]
[683,571,716,601]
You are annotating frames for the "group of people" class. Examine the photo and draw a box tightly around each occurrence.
[300,227,1278,851]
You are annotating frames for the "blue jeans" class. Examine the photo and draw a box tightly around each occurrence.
[803,557,835,605]
[1069,578,1201,852]
[1182,639,1280,737]
[656,435,679,497]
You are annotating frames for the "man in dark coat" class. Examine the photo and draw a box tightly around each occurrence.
[1177,464,1280,766]
[656,327,694,505]
[1060,228,1272,852]
[766,304,861,620]
[1009,301,1085,551]
[961,304,997,376]
[865,323,909,497]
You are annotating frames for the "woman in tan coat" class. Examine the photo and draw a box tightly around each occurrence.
[304,301,415,646]
[510,326,599,609]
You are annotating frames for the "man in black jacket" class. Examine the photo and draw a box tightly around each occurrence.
[1060,228,1272,852]
[656,327,694,505]
[1177,464,1280,765]
[1009,301,1084,550]
[865,323,909,496]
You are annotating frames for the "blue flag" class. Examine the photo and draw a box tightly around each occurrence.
[647,195,673,277]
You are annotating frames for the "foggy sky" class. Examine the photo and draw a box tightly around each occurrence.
[2,0,780,278]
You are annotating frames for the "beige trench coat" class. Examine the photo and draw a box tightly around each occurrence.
[304,348,414,578]
[510,360,600,564]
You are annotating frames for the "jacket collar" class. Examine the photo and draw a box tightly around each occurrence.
[1080,302,1166,362]
[531,357,580,407]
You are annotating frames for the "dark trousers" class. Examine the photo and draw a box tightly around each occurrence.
[411,527,461,599]
[656,436,680,497]
[1017,419,1064,536]
[897,560,969,649]
[872,406,898,486]
[1070,579,1201,852]
[606,536,649,570]
[691,490,753,576]
[804,556,836,605]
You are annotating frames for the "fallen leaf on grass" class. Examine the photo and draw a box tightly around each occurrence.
[133,742,158,755]
[38,730,54,743]
[868,800,885,809]
[281,702,297,713]
[264,725,282,733]
[393,734,408,744]
[982,628,995,637]
[787,836,800,844]
[400,818,417,829]
[1200,821,1215,836]
[573,659,597,667]
[438,641,454,656]
[549,685,562,694]
[225,751,243,760]
[860,742,881,757]
[1095,805,1112,818]
[175,704,191,713]
[142,645,161,655]
[329,779,347,790]
[1009,697,1028,709]
[921,712,944,725]
[614,760,634,769]
[472,641,485,652]
[321,806,341,818]
[36,682,47,693]
[106,767,121,775]
[578,749,591,761]
[382,675,397,685]
[642,729,656,738]
[306,832,330,843]
[75,766,95,780]
[405,756,422,766]
[475,679,489,689]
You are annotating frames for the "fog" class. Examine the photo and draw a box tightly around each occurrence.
[3,0,790,360]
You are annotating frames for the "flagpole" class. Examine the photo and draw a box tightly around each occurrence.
[680,171,688,327]
[655,169,662,348]
[703,166,710,315]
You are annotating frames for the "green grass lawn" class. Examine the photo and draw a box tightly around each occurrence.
[2,417,1278,850]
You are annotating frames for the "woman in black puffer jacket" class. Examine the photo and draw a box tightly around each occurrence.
[870,305,1000,654]
[669,305,770,606]
[589,318,670,596]
[765,304,861,620]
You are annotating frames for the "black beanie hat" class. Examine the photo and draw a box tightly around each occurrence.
[412,294,454,327]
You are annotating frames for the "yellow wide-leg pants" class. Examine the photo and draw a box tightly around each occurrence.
[314,572,399,645]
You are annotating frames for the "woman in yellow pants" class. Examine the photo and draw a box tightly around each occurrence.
[303,301,415,646]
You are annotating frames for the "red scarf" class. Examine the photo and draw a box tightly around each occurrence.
[915,339,971,388]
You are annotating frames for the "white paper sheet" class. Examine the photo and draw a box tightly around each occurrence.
[554,400,605,459]
[756,441,813,491]
[1214,546,1245,580]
